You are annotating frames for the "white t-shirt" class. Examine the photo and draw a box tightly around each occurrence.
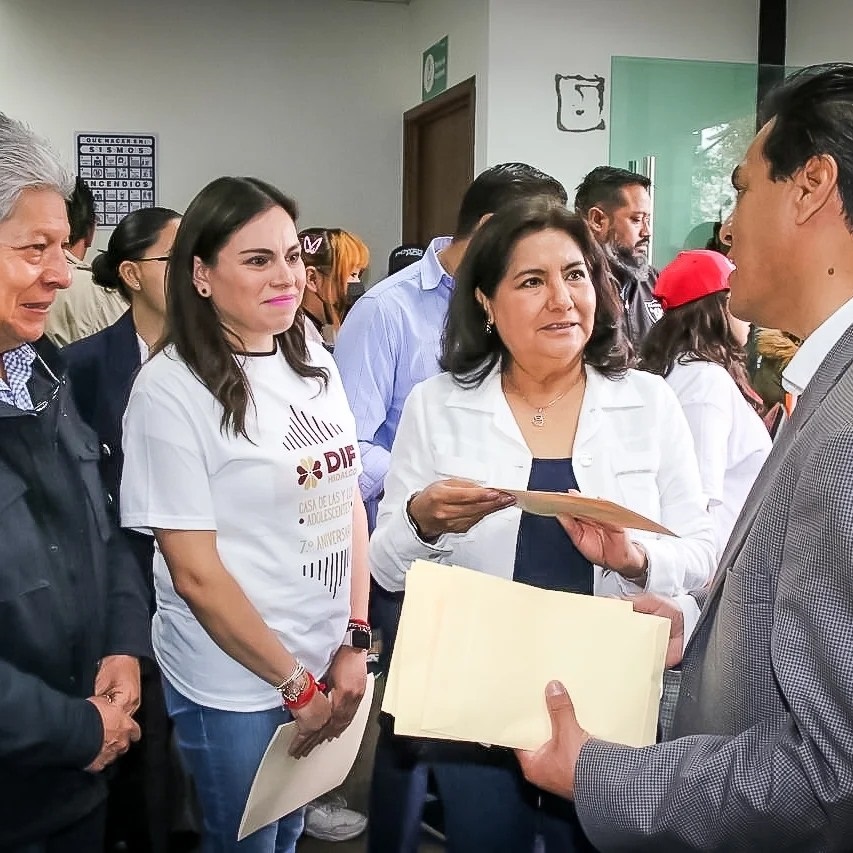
[665,360,771,556]
[121,342,361,711]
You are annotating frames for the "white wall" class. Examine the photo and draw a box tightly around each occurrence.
[486,0,760,198]
[408,0,490,172]
[787,0,853,66]
[0,0,768,274]
[0,0,414,278]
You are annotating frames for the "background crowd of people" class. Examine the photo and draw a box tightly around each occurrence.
[2,60,853,853]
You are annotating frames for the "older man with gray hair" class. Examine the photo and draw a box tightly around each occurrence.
[0,112,150,851]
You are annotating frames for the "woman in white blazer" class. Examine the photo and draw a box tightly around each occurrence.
[369,198,715,853]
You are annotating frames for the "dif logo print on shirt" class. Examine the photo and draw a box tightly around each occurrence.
[283,404,357,487]
[296,445,358,490]
[284,404,359,599]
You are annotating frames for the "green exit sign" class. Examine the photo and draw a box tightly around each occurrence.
[422,35,448,101]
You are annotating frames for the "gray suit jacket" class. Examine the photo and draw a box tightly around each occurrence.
[574,324,853,851]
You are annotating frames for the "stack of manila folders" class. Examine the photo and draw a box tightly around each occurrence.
[383,558,671,751]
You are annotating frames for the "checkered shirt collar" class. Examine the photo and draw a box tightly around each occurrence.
[0,343,37,410]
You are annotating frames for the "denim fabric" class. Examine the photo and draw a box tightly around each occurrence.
[162,680,304,853]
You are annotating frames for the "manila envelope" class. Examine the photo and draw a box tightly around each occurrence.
[385,562,667,750]
[420,576,669,749]
[384,562,475,742]
[385,561,633,728]
[238,674,375,841]
[498,488,675,536]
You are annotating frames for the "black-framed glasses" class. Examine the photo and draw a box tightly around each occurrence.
[136,255,170,263]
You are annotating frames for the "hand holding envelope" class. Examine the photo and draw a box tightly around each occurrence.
[383,560,671,752]
[238,675,375,841]
[407,479,516,539]
[497,487,675,536]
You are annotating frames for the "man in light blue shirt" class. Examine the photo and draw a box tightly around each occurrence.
[334,235,455,530]
[334,162,567,853]
[335,163,568,532]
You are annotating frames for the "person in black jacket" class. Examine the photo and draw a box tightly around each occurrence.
[63,207,184,853]
[0,112,150,852]
[574,166,661,347]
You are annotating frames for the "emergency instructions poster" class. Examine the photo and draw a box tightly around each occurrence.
[75,132,157,226]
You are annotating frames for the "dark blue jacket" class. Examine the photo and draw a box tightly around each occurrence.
[63,311,155,607]
[0,337,150,847]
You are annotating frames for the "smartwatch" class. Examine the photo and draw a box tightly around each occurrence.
[344,620,372,651]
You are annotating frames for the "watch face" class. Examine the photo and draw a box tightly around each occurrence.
[351,628,371,650]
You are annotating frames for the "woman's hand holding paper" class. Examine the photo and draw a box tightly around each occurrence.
[407,478,516,540]
[556,495,648,582]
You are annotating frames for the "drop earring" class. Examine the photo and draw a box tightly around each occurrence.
[484,318,493,335]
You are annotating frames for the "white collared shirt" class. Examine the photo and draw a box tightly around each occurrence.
[782,297,853,398]
[136,333,150,365]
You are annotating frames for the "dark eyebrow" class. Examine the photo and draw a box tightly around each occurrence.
[513,260,585,279]
[514,267,545,279]
[239,244,301,256]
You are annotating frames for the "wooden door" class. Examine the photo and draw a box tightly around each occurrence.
[402,77,475,245]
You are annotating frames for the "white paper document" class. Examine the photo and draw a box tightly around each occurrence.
[238,674,375,841]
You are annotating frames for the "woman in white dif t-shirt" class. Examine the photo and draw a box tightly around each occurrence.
[120,177,370,853]
[641,249,771,556]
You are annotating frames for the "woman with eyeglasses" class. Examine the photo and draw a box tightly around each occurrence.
[65,207,180,532]
[298,227,369,349]
[62,206,185,853]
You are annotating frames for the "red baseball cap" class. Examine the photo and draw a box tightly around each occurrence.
[654,249,735,311]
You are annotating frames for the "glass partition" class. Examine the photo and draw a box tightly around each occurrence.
[609,57,777,269]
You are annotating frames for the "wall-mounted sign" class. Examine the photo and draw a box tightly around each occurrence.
[422,35,449,101]
[555,74,606,133]
[75,132,157,227]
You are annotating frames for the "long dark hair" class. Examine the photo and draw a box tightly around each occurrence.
[91,206,180,302]
[160,176,328,439]
[640,291,762,411]
[440,196,632,386]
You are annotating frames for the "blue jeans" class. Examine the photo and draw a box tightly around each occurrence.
[162,679,304,853]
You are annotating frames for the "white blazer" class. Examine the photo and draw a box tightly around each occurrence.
[369,365,716,598]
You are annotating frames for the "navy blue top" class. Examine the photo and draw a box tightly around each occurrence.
[513,458,594,595]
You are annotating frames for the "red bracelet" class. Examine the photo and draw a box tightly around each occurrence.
[284,672,317,711]
[348,618,370,628]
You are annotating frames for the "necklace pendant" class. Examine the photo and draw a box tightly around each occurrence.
[532,411,546,428]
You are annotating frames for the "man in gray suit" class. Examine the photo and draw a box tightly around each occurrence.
[515,63,853,851]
